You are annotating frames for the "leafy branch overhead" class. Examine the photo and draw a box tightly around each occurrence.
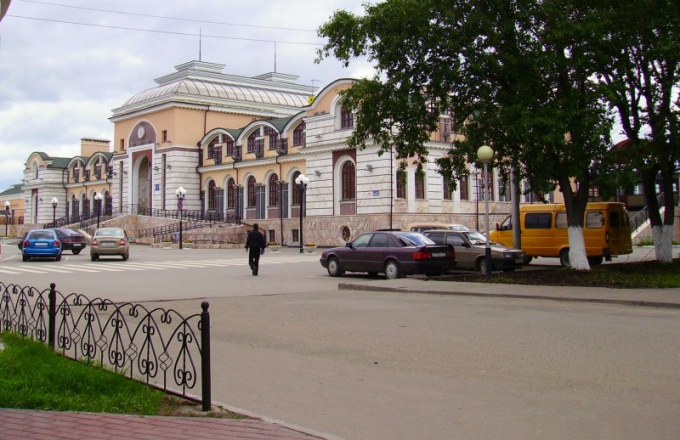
[317,0,679,267]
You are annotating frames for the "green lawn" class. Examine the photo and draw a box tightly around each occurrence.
[0,332,169,414]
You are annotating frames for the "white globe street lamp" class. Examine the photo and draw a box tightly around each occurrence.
[295,173,310,253]
[51,197,59,227]
[176,187,187,249]
[477,145,494,278]
[94,193,103,229]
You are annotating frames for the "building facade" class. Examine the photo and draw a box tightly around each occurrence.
[13,60,517,245]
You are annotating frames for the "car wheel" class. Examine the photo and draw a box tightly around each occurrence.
[72,249,81,255]
[55,253,61,262]
[588,256,604,265]
[91,254,98,261]
[524,256,533,264]
[477,258,492,274]
[22,254,28,262]
[122,253,128,261]
[384,260,402,279]
[326,257,344,277]
[559,249,571,267]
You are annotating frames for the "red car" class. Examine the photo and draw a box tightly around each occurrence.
[320,230,456,279]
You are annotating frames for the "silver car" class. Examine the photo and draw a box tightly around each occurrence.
[90,227,130,261]
[424,229,525,273]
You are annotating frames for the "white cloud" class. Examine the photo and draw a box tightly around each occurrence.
[0,0,371,190]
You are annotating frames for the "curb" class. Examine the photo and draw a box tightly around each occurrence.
[338,283,680,309]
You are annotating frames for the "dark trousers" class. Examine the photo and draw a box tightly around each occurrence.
[248,248,261,270]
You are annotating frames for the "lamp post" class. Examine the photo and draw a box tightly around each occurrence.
[4,201,9,236]
[175,187,187,250]
[51,197,58,227]
[94,193,103,229]
[477,145,494,279]
[295,173,310,253]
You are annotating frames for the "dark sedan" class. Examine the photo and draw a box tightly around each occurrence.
[320,231,456,279]
[424,229,525,273]
[18,228,87,255]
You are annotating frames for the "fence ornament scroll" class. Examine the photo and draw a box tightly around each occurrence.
[0,282,211,411]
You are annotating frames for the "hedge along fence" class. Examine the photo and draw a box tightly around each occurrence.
[0,282,211,411]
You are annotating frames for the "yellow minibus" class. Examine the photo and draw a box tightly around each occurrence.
[490,202,633,266]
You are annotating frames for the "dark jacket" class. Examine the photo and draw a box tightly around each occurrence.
[245,229,266,250]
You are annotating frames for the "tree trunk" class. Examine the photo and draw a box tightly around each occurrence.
[568,226,590,270]
[652,225,673,263]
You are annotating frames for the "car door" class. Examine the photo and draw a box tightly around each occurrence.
[343,233,372,272]
[365,232,391,272]
[445,232,472,269]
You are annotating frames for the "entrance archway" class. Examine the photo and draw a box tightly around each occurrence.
[132,155,152,212]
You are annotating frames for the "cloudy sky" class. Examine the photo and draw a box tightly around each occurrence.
[0,0,373,191]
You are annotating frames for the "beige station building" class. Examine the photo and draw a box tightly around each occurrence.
[4,60,546,246]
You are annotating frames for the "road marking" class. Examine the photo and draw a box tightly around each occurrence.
[0,255,317,276]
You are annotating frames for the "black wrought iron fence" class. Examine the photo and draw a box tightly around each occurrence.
[0,282,211,411]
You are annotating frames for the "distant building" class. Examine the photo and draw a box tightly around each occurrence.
[12,60,518,245]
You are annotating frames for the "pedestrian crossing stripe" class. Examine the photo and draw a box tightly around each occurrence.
[0,255,315,275]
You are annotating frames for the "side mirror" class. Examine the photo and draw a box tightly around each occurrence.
[463,242,471,248]
[495,222,501,231]
[345,242,354,250]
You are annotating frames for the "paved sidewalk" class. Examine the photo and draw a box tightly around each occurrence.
[0,408,328,440]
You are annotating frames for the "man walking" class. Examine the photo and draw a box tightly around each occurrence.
[245,223,266,276]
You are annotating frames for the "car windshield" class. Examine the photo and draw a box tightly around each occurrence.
[96,228,123,237]
[463,231,488,244]
[394,232,435,246]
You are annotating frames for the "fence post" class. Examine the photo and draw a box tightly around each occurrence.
[48,283,56,350]
[200,301,211,411]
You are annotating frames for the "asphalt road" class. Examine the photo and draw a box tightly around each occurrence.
[1,243,678,440]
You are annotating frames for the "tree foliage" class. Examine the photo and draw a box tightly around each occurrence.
[588,0,680,262]
[318,0,626,269]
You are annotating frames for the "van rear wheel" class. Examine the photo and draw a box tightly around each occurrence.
[559,249,571,267]
[588,256,604,265]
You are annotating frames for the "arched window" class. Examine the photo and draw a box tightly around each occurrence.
[247,131,258,153]
[293,122,306,146]
[292,171,302,205]
[208,181,217,210]
[247,176,256,208]
[340,106,353,129]
[415,172,425,200]
[227,178,235,209]
[207,137,218,159]
[341,162,356,200]
[268,174,279,206]
[396,169,407,199]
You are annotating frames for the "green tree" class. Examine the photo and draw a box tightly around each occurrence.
[589,0,680,263]
[317,0,620,270]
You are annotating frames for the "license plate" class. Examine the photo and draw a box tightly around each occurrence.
[101,242,116,247]
[432,252,446,257]
[73,244,84,248]
[35,243,47,247]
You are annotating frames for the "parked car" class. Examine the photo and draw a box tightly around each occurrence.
[17,228,87,254]
[424,229,525,273]
[90,227,130,261]
[320,230,456,279]
[54,228,87,254]
[407,222,470,233]
[21,229,62,261]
